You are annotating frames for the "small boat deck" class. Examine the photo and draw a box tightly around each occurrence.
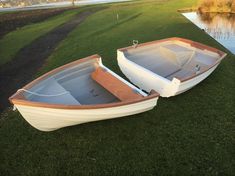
[125,41,219,81]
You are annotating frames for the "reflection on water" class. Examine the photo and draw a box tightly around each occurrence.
[183,12,235,54]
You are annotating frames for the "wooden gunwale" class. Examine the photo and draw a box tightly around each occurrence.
[9,55,159,109]
[118,37,226,57]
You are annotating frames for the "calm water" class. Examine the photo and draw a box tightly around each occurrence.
[183,12,235,54]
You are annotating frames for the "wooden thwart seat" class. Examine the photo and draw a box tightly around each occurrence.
[91,68,143,101]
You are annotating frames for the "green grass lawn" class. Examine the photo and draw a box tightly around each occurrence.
[0,8,80,65]
[1,0,235,175]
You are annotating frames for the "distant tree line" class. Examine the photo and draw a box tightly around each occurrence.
[198,0,235,13]
[0,0,76,7]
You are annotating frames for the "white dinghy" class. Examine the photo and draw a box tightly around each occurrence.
[117,38,226,97]
[9,55,159,131]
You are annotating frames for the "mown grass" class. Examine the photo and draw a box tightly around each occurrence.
[1,0,235,175]
[0,8,80,65]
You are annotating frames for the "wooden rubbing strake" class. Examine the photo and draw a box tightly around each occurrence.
[91,68,143,101]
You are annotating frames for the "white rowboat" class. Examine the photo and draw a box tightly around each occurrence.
[9,55,159,131]
[117,38,227,97]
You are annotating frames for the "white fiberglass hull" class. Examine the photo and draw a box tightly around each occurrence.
[10,55,159,132]
[15,97,158,131]
[117,51,220,97]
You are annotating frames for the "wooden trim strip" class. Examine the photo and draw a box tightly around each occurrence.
[118,37,227,57]
[9,55,159,109]
[174,37,226,57]
[10,92,159,109]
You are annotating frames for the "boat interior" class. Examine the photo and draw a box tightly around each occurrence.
[23,59,143,105]
[124,40,221,81]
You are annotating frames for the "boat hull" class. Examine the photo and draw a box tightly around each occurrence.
[9,55,159,131]
[15,97,158,131]
[117,51,220,97]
